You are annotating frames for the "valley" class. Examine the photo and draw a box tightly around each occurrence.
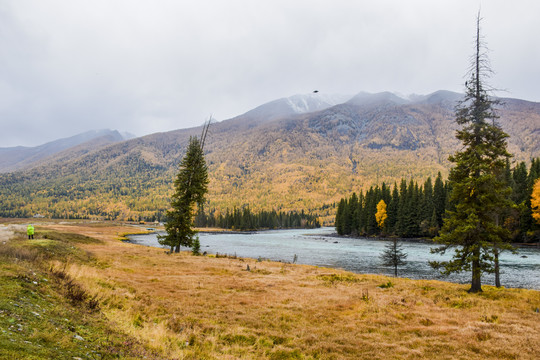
[1,91,539,223]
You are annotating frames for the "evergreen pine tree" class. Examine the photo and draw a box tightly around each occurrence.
[386,184,399,233]
[512,162,529,204]
[335,199,346,235]
[381,183,392,207]
[422,177,434,222]
[433,172,446,228]
[342,200,352,234]
[365,187,378,235]
[357,191,365,234]
[159,135,209,253]
[350,193,359,235]
[396,179,408,236]
[521,159,540,237]
[380,239,408,277]
[431,15,513,293]
[409,181,421,236]
[192,236,201,256]
[420,177,435,235]
[429,208,438,232]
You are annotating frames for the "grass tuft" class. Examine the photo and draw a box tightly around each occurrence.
[317,273,360,285]
[379,281,394,288]
[132,313,144,328]
[268,348,302,360]
[480,314,499,323]
[221,333,257,346]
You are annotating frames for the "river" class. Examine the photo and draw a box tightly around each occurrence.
[127,227,540,290]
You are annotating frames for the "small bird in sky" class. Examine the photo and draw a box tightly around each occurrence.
[313,90,319,93]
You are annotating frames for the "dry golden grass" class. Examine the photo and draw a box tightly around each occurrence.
[7,220,540,359]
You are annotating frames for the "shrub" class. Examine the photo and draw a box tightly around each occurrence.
[192,237,201,256]
[132,313,144,328]
[317,273,359,285]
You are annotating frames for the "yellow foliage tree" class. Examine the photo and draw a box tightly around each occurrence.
[532,178,540,223]
[375,200,387,229]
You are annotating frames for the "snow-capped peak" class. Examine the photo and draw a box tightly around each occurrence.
[285,93,352,114]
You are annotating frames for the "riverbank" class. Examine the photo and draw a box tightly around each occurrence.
[333,231,540,249]
[1,220,539,359]
[129,227,540,290]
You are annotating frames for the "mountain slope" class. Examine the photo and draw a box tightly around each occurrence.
[0,129,132,173]
[0,91,539,222]
[237,93,352,123]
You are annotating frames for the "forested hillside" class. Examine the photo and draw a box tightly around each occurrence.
[335,159,540,242]
[1,91,539,224]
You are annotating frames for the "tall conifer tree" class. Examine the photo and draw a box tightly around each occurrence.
[387,184,399,232]
[335,199,346,235]
[431,14,513,292]
[433,172,446,228]
[396,179,408,236]
[159,126,210,253]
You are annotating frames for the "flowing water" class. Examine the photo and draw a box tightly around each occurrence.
[128,227,540,290]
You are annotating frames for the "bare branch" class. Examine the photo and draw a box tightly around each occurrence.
[200,116,213,151]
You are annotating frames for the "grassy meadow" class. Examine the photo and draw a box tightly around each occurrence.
[1,219,539,359]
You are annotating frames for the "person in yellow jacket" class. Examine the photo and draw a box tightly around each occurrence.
[27,224,34,239]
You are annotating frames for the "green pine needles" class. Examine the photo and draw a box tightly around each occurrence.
[380,239,407,277]
[159,122,210,253]
[430,14,514,293]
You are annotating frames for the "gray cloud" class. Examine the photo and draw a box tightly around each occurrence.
[1,0,539,147]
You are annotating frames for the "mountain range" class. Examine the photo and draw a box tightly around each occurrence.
[0,129,134,173]
[1,90,539,223]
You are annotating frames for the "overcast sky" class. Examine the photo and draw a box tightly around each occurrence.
[1,0,539,147]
